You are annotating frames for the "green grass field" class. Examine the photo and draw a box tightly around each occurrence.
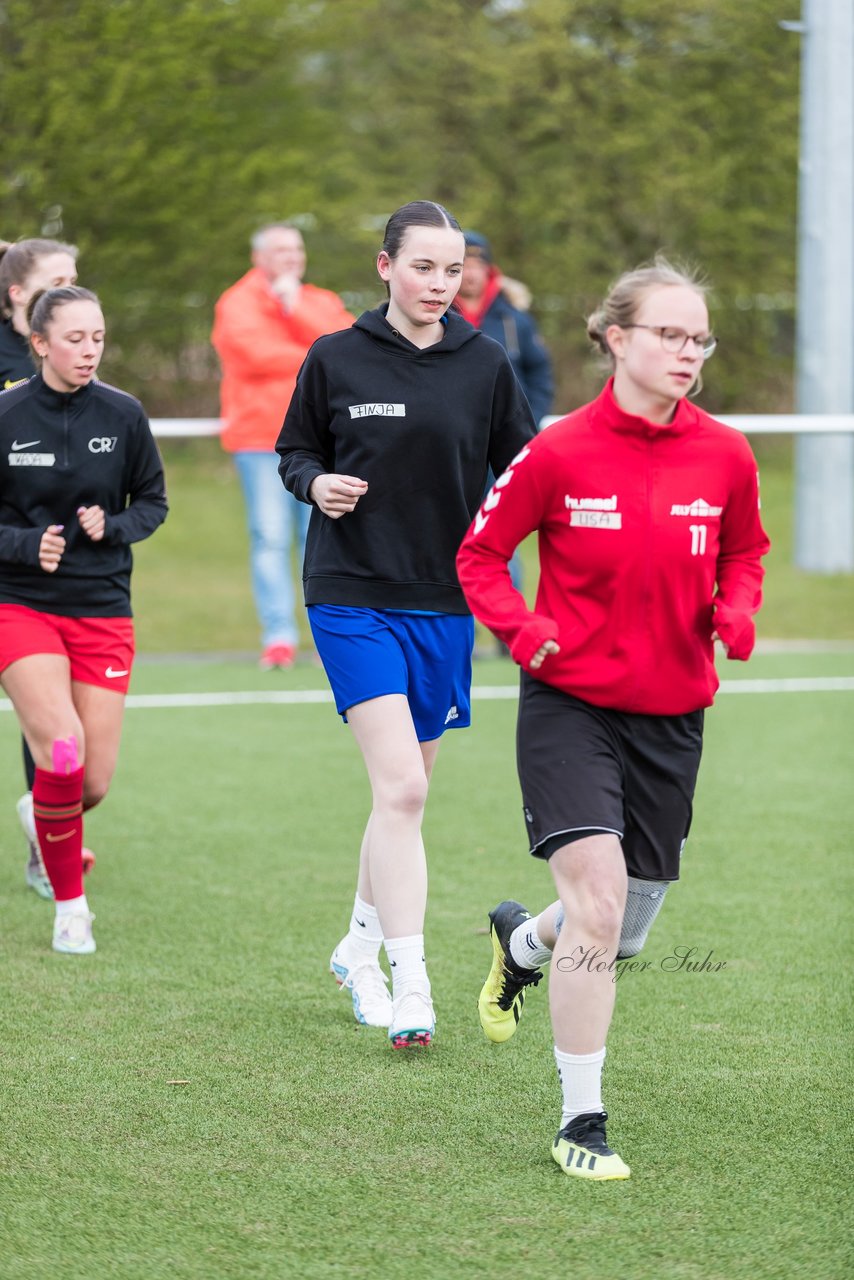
[1,651,852,1279]
[2,443,853,1277]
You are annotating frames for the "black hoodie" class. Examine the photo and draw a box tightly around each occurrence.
[0,318,34,389]
[277,305,536,613]
[0,374,167,615]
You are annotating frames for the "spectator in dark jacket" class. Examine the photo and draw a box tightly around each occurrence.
[456,230,554,614]
[455,231,553,427]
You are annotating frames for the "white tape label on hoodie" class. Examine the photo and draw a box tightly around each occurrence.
[348,403,406,419]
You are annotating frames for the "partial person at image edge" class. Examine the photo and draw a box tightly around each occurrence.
[455,228,554,626]
[454,229,553,428]
[0,237,90,893]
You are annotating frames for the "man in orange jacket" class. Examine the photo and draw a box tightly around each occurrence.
[212,223,353,668]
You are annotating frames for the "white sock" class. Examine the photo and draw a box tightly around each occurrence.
[384,934,429,998]
[554,1046,606,1125]
[509,914,552,969]
[55,894,89,918]
[344,893,383,961]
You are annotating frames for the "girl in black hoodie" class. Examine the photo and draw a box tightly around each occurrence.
[278,200,535,1048]
[0,286,167,956]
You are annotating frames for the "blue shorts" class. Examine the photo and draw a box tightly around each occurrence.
[308,605,474,742]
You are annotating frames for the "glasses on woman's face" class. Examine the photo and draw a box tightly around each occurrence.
[624,325,717,359]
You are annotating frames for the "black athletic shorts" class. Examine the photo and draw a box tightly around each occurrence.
[516,672,704,882]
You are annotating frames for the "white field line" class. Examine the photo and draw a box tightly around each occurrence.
[476,678,854,696]
[2,677,851,713]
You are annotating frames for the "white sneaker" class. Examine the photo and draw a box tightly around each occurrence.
[18,792,53,900]
[330,941,392,1027]
[388,989,435,1049]
[53,911,96,955]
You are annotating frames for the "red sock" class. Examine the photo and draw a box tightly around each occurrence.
[33,766,85,901]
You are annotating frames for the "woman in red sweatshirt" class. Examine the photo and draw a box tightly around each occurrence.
[456,256,770,1181]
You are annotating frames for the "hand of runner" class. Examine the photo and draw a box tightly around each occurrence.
[309,474,368,518]
[39,524,66,573]
[712,602,754,661]
[529,639,560,670]
[77,505,106,542]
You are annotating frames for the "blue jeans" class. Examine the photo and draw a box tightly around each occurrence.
[233,451,311,647]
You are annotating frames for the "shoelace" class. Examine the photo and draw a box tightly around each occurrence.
[560,1111,610,1150]
[57,910,93,930]
[344,963,390,1001]
[390,988,434,1031]
[394,988,432,1009]
[498,964,543,1010]
[57,917,91,942]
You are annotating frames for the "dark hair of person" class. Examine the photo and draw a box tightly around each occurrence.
[0,238,79,318]
[381,201,462,259]
[378,201,463,298]
[27,286,101,355]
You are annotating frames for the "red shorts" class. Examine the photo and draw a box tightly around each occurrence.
[0,605,135,694]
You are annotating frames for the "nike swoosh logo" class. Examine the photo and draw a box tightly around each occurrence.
[355,918,366,928]
[389,960,397,966]
[46,829,77,843]
[11,439,40,450]
[105,667,129,678]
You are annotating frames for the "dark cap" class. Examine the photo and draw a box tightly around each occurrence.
[463,230,492,262]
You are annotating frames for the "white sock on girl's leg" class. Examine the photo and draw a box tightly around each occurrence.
[345,893,384,961]
[554,1046,606,1125]
[509,914,553,969]
[384,934,429,998]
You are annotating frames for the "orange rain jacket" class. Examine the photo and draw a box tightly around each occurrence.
[212,268,354,452]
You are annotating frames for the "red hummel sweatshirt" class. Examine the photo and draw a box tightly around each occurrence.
[456,379,771,715]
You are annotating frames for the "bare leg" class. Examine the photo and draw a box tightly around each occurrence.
[531,899,562,950]
[355,813,375,902]
[346,695,436,938]
[545,835,632,1177]
[548,834,627,1054]
[2,658,91,933]
[355,737,440,909]
[2,655,84,766]
[2,662,126,804]
[71,681,126,809]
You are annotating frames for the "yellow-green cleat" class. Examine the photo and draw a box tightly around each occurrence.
[478,900,543,1043]
[552,1111,630,1181]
